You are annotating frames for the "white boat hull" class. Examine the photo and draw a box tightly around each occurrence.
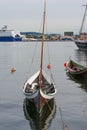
[40,88,57,100]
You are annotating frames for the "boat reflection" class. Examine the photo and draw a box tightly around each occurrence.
[75,49,87,63]
[66,72,87,92]
[23,98,56,130]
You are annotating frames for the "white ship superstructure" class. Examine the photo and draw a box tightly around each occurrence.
[0,25,22,42]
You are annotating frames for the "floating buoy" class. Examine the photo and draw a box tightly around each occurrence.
[47,64,51,69]
[11,67,16,73]
[64,62,66,67]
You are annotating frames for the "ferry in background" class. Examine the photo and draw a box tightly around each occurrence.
[0,25,22,42]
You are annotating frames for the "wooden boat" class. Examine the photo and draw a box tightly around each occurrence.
[74,5,87,50]
[23,98,56,130]
[23,0,57,111]
[64,59,87,78]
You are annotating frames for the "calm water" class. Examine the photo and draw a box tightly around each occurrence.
[0,41,87,130]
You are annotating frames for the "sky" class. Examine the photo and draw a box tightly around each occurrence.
[0,0,87,34]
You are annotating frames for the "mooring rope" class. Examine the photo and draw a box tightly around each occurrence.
[59,107,68,130]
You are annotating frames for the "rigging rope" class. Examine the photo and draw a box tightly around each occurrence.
[27,10,44,78]
[27,42,38,77]
[79,5,87,34]
[45,13,56,84]
[46,42,55,84]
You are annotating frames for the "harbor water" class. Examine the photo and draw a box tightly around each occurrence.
[0,41,87,130]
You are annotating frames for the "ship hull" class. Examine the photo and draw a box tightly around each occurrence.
[0,25,22,42]
[0,36,22,42]
[74,40,87,50]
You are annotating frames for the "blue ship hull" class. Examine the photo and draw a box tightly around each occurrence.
[0,36,22,42]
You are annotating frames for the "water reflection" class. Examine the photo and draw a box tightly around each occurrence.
[23,98,56,130]
[73,50,87,92]
[75,49,87,63]
[66,72,87,93]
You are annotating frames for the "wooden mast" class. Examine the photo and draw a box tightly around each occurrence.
[39,0,46,87]
[79,5,87,34]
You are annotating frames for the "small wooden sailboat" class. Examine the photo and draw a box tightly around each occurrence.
[64,59,87,78]
[23,0,57,110]
[23,98,56,130]
[74,5,87,50]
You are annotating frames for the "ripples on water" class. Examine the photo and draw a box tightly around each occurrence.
[0,41,87,130]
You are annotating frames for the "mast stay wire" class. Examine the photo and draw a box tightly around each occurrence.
[26,11,44,78]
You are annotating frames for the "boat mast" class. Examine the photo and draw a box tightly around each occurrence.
[39,0,46,87]
[79,5,87,35]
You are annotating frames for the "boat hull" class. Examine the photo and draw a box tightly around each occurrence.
[0,25,22,42]
[24,89,55,111]
[74,40,87,50]
[23,70,56,111]
[65,59,87,78]
[0,36,22,42]
[40,88,57,100]
[66,67,87,77]
[23,90,39,99]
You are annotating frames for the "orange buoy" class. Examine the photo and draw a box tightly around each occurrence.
[47,64,51,69]
[11,68,16,73]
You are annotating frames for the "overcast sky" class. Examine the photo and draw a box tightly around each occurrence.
[0,0,87,34]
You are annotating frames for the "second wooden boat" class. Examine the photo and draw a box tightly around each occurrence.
[64,59,87,78]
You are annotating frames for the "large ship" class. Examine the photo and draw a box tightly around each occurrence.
[0,25,22,42]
